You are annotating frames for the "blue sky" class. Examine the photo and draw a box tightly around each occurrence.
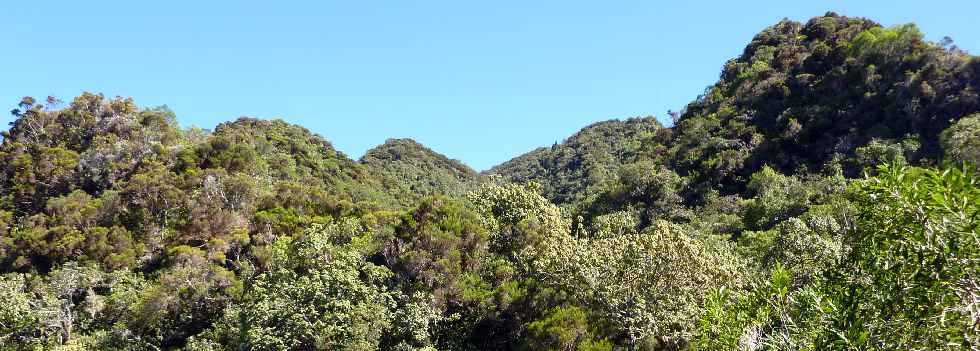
[2,1,977,170]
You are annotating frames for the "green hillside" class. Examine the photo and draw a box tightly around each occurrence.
[1,13,979,351]
[487,117,665,206]
[361,138,478,206]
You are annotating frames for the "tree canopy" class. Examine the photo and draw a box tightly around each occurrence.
[1,12,979,351]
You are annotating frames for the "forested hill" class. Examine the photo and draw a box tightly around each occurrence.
[493,12,980,209]
[360,138,478,207]
[192,118,393,210]
[1,12,980,351]
[671,13,979,194]
[487,117,664,206]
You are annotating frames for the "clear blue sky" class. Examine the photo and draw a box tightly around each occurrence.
[2,1,977,170]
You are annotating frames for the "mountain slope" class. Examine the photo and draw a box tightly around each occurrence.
[360,138,478,206]
[490,12,980,207]
[190,117,391,208]
[2,12,980,350]
[487,117,665,206]
[670,12,980,193]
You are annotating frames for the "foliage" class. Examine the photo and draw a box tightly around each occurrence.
[696,267,824,350]
[942,113,980,165]
[538,221,747,348]
[815,164,980,349]
[1,11,979,350]
[488,117,665,206]
[524,306,613,351]
[697,164,980,350]
[578,161,687,232]
[207,219,397,350]
[671,14,977,196]
[361,138,479,207]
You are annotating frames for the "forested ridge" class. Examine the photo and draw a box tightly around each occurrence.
[1,12,980,350]
[361,138,478,208]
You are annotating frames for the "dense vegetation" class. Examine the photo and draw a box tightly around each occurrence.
[360,138,478,208]
[488,117,664,206]
[1,12,979,350]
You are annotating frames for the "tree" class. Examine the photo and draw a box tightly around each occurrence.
[0,273,41,346]
[816,164,980,348]
[942,113,980,165]
[121,161,186,236]
[127,246,238,347]
[385,196,491,315]
[743,167,811,231]
[696,266,825,350]
[468,180,572,271]
[208,219,397,350]
[525,306,613,351]
[580,161,687,231]
[538,221,746,348]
